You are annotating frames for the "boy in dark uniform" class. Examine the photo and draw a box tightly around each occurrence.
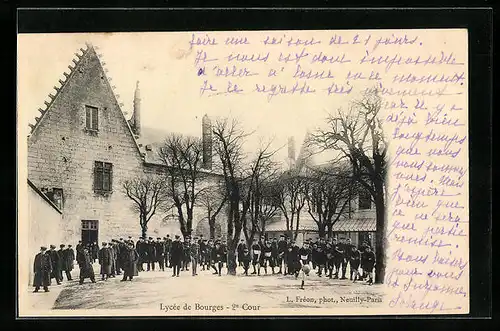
[349,245,361,282]
[325,242,335,278]
[270,238,279,274]
[311,243,318,271]
[261,240,273,275]
[200,239,208,270]
[211,241,224,276]
[332,238,344,279]
[316,239,327,277]
[287,240,300,276]
[237,239,246,267]
[165,235,172,268]
[338,238,348,280]
[77,247,96,284]
[48,245,62,285]
[33,246,52,292]
[170,235,183,277]
[277,235,287,274]
[361,246,376,285]
[250,238,262,275]
[297,242,311,289]
[240,247,252,275]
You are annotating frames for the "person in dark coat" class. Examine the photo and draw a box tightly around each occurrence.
[236,239,246,267]
[349,245,361,282]
[165,235,172,268]
[58,244,68,281]
[277,235,287,274]
[288,241,300,276]
[121,242,139,281]
[62,244,75,281]
[156,237,165,271]
[170,235,183,277]
[361,246,376,285]
[77,247,95,284]
[250,238,262,275]
[211,241,225,276]
[261,240,274,275]
[99,242,112,280]
[181,238,191,271]
[33,246,52,292]
[146,237,156,271]
[92,242,99,263]
[325,243,335,279]
[48,245,62,285]
[270,237,279,274]
[240,247,252,275]
[109,241,117,277]
[190,237,200,276]
[332,238,344,279]
[315,239,327,277]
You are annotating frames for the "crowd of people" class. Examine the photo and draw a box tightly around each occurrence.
[32,233,376,293]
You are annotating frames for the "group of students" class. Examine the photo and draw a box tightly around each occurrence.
[32,233,376,293]
[236,235,376,288]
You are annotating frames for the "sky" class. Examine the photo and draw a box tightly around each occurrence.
[17,31,373,166]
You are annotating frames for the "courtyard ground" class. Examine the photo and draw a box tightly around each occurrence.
[25,262,384,316]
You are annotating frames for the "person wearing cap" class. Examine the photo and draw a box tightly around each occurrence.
[181,237,191,272]
[277,235,287,274]
[33,246,52,292]
[91,241,100,263]
[109,241,118,278]
[170,235,183,277]
[189,236,200,276]
[270,237,278,274]
[99,242,112,280]
[146,237,156,271]
[287,240,300,276]
[135,237,145,272]
[211,241,224,276]
[250,238,262,275]
[121,242,139,281]
[349,245,361,282]
[77,246,96,284]
[155,237,165,271]
[164,235,172,268]
[261,240,274,275]
[65,244,75,280]
[236,239,246,267]
[48,245,62,285]
[325,242,335,279]
[361,245,375,285]
[332,238,343,279]
[240,246,251,276]
[338,238,348,280]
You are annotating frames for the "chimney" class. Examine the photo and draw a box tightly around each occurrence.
[133,81,141,137]
[202,114,212,170]
[288,136,296,160]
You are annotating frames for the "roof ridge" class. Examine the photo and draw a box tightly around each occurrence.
[28,44,92,137]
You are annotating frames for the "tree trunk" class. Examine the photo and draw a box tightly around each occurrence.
[294,213,300,240]
[326,223,333,239]
[318,223,326,239]
[374,186,387,284]
[141,214,147,238]
[141,227,147,239]
[209,215,216,240]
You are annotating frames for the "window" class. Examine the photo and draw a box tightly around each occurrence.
[94,161,113,192]
[358,189,371,210]
[85,105,99,131]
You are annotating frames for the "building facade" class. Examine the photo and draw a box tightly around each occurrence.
[27,44,224,247]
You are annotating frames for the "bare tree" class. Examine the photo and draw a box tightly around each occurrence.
[309,86,387,284]
[157,134,205,239]
[122,173,170,238]
[275,170,309,240]
[243,151,280,247]
[196,179,227,239]
[212,118,278,275]
[305,165,354,238]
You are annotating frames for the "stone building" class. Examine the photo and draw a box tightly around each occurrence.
[27,43,225,247]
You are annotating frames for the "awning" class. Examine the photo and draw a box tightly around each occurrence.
[331,218,376,232]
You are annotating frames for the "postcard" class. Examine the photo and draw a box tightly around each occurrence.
[17,28,469,316]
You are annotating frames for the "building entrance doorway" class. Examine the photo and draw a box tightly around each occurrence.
[81,220,99,245]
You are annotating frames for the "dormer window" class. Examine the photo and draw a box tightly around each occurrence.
[85,105,99,131]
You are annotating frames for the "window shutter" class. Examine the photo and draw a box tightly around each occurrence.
[86,107,91,129]
[94,161,103,191]
[92,107,99,130]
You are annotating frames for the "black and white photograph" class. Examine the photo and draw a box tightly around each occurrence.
[18,28,469,316]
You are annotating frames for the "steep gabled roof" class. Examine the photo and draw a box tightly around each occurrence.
[27,42,146,161]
